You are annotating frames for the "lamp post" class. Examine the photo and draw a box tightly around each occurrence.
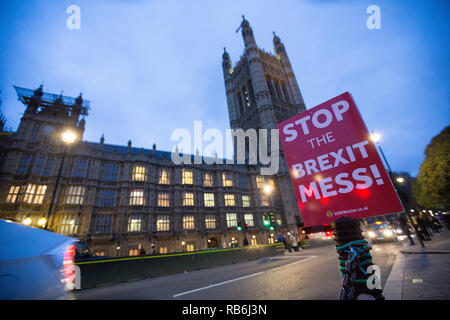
[370,131,424,247]
[44,129,77,230]
[395,177,425,247]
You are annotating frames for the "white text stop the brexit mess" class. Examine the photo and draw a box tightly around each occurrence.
[291,140,385,203]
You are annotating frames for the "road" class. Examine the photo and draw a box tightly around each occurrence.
[71,240,403,300]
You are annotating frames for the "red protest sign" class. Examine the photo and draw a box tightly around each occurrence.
[277,92,404,227]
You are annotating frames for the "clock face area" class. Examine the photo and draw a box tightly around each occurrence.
[42,125,54,134]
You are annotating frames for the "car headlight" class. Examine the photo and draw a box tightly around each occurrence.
[368,231,376,238]
[383,230,393,237]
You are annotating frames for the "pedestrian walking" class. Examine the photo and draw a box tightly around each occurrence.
[399,214,415,245]
[138,243,146,256]
[417,213,432,241]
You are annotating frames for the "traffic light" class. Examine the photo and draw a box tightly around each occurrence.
[269,214,274,230]
[237,222,242,231]
[244,223,248,231]
[263,215,270,227]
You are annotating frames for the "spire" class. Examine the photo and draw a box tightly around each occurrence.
[27,84,43,113]
[273,31,281,45]
[34,84,44,98]
[239,15,256,48]
[222,47,230,61]
[222,47,233,75]
[75,93,83,106]
[273,31,286,56]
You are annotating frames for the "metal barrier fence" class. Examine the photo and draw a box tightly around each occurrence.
[74,243,284,290]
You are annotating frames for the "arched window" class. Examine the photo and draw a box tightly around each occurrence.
[237,92,244,114]
[242,86,250,108]
[266,75,274,97]
[273,78,282,100]
[281,81,290,103]
[247,80,255,107]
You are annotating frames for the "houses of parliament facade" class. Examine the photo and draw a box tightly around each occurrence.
[0,17,306,257]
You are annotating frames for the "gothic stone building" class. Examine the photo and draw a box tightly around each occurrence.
[0,18,305,257]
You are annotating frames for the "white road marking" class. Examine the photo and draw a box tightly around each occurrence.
[172,255,317,298]
[173,272,264,297]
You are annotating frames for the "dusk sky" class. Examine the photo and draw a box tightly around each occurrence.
[1,0,448,177]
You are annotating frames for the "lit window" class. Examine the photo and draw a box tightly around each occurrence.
[242,195,251,207]
[204,193,215,207]
[6,186,21,203]
[205,215,216,229]
[159,169,170,184]
[130,189,145,205]
[15,213,28,224]
[182,169,193,184]
[59,214,80,235]
[157,192,170,207]
[222,172,233,187]
[65,185,85,205]
[156,215,170,231]
[183,192,194,206]
[186,243,194,252]
[204,172,213,187]
[129,249,139,256]
[226,213,237,228]
[243,86,250,107]
[72,158,88,178]
[275,213,282,226]
[132,165,148,181]
[23,184,47,204]
[183,215,195,230]
[224,194,235,206]
[94,215,112,233]
[244,213,254,227]
[256,176,265,189]
[159,246,168,254]
[128,214,143,232]
[99,189,116,207]
[260,194,269,207]
[104,162,119,181]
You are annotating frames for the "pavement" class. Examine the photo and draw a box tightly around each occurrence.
[397,228,450,300]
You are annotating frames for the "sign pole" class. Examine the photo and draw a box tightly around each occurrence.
[332,216,384,300]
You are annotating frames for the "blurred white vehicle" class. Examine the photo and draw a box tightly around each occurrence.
[0,219,76,299]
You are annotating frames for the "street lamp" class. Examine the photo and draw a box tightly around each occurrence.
[23,217,32,226]
[263,184,272,195]
[44,129,77,230]
[37,217,47,227]
[396,177,405,183]
[62,130,77,144]
[370,131,392,173]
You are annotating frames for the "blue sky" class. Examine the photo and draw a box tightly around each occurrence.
[0,0,449,176]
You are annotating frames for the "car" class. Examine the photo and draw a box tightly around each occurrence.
[74,240,108,262]
[0,219,76,299]
[365,223,399,243]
